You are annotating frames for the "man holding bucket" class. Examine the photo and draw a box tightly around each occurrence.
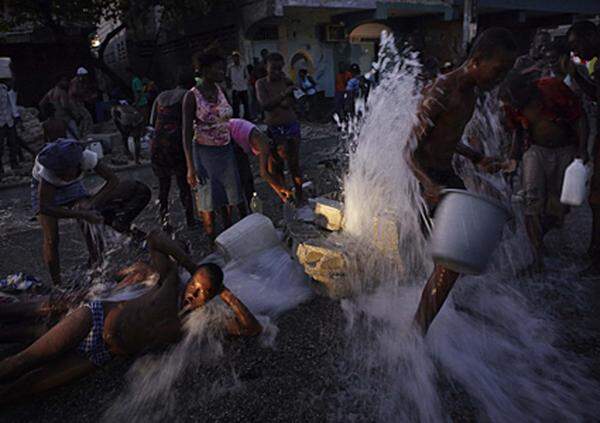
[406,28,518,335]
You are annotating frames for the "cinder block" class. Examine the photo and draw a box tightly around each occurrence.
[313,197,344,231]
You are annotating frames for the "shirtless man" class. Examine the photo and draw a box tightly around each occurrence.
[567,21,600,276]
[39,75,77,138]
[0,230,261,404]
[408,28,518,335]
[255,53,303,203]
[502,74,588,272]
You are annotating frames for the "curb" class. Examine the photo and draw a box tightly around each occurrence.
[0,162,152,192]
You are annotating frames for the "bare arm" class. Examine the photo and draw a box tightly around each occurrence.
[182,91,198,187]
[220,289,262,337]
[574,115,590,162]
[404,88,445,193]
[87,161,119,208]
[149,96,159,126]
[455,143,484,164]
[253,130,291,200]
[145,230,198,276]
[38,179,93,220]
[256,80,293,111]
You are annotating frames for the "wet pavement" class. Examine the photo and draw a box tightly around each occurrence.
[1,125,600,421]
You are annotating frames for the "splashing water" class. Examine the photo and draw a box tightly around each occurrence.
[335,32,599,421]
[104,244,311,420]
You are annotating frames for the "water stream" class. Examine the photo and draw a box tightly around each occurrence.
[334,32,599,421]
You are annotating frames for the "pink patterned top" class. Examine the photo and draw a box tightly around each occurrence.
[191,85,233,146]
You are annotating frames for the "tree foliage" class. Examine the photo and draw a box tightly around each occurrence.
[1,0,216,34]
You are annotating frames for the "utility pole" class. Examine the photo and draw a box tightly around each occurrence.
[462,0,478,56]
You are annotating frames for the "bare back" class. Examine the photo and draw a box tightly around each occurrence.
[413,72,477,171]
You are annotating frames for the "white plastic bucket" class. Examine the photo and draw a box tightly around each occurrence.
[431,189,510,275]
[216,213,281,262]
[86,141,104,159]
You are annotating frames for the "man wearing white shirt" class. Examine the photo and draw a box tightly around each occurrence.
[31,139,151,285]
[0,79,20,177]
[227,52,249,119]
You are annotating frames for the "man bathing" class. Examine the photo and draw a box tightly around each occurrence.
[408,28,518,334]
[0,231,261,404]
[502,74,588,273]
[32,139,151,285]
[255,53,304,204]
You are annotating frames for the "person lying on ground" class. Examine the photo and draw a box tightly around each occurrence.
[31,139,151,285]
[255,53,304,203]
[0,230,262,405]
[501,73,588,273]
[406,27,517,335]
[568,21,600,277]
[229,118,300,204]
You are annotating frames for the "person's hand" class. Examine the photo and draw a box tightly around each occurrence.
[423,182,442,205]
[576,149,590,164]
[478,156,503,174]
[76,198,94,211]
[187,168,199,187]
[80,210,104,224]
[279,188,294,202]
[500,159,518,174]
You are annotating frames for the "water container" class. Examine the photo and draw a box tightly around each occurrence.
[86,141,104,159]
[250,192,263,214]
[560,159,589,206]
[431,189,511,275]
[0,58,12,79]
[215,213,281,262]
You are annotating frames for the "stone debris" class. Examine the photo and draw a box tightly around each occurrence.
[16,107,43,146]
[296,238,349,297]
[313,197,344,231]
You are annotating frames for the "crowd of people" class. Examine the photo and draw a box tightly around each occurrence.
[0,20,599,404]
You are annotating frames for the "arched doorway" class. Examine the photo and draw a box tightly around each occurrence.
[289,50,315,82]
[348,22,391,75]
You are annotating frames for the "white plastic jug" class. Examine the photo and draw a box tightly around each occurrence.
[560,159,589,206]
[431,190,511,275]
[0,58,12,79]
[215,213,281,262]
[86,141,104,159]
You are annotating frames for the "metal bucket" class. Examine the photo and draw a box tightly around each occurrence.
[431,189,510,275]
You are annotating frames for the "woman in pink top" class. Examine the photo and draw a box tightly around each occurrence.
[229,118,296,203]
[183,52,246,240]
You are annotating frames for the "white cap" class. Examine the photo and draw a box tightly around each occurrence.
[76,67,89,75]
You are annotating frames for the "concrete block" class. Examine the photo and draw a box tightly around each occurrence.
[296,238,349,297]
[373,212,400,255]
[313,197,344,231]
